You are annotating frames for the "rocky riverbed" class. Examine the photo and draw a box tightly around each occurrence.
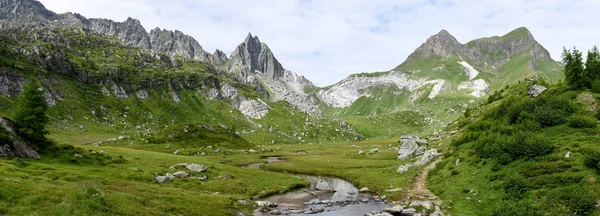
[254,176,389,215]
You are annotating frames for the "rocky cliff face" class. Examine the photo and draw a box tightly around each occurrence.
[88,17,152,49]
[228,33,285,81]
[0,118,40,158]
[0,0,225,65]
[0,0,55,22]
[149,28,212,62]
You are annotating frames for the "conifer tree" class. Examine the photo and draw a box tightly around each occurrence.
[14,80,49,148]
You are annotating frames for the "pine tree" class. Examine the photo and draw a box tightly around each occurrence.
[14,80,50,148]
[586,46,600,82]
[563,47,585,89]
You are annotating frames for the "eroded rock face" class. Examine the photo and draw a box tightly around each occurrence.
[238,99,270,119]
[89,17,151,49]
[0,118,40,159]
[149,28,211,62]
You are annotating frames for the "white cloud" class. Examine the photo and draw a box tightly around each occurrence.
[39,0,600,86]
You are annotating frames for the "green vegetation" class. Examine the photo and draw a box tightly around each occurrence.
[563,45,600,90]
[14,80,50,148]
[430,81,600,215]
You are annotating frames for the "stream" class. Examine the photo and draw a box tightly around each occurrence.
[249,158,390,215]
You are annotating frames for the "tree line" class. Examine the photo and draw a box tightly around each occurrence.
[563,46,600,91]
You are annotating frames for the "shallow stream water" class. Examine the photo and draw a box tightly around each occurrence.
[258,175,389,216]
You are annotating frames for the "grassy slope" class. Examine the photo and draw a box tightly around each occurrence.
[0,144,308,215]
[0,23,356,146]
[428,82,600,215]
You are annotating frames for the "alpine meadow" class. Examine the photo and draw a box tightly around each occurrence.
[0,1,599,216]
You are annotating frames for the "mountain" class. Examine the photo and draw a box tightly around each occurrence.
[0,0,565,140]
[319,27,563,114]
[0,2,358,145]
[228,33,319,113]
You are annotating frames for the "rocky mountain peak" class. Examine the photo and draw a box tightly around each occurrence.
[228,33,285,80]
[210,49,228,65]
[0,0,55,22]
[400,29,462,66]
[89,17,151,49]
[148,27,211,62]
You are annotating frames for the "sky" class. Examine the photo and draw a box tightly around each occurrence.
[39,0,600,87]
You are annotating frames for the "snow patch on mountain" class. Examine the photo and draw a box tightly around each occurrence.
[457,79,489,97]
[457,61,479,80]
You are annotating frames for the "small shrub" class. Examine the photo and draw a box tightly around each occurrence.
[533,105,568,127]
[451,170,459,175]
[489,200,541,216]
[568,115,597,128]
[550,186,597,215]
[583,149,600,172]
[592,80,600,93]
[504,176,528,199]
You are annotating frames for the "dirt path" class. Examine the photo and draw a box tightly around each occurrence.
[407,157,443,206]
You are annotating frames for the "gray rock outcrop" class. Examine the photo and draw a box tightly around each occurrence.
[88,17,151,49]
[415,149,439,166]
[0,118,40,159]
[397,140,419,160]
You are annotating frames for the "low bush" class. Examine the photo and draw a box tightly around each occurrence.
[567,115,597,128]
[549,186,597,215]
[504,176,528,199]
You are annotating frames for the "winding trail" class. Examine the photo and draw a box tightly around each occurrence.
[407,157,444,206]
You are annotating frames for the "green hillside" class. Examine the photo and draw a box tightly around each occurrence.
[429,81,600,215]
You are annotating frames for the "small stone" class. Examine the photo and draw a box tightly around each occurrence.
[455,159,461,166]
[186,164,208,172]
[358,150,365,155]
[173,171,190,178]
[269,209,281,215]
[74,154,83,158]
[589,177,597,183]
[359,187,370,193]
[188,175,207,181]
[310,207,325,213]
[382,205,403,214]
[565,151,571,158]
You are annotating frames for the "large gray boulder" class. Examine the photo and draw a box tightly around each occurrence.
[528,85,547,98]
[415,149,439,166]
[0,118,40,159]
[397,140,419,160]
